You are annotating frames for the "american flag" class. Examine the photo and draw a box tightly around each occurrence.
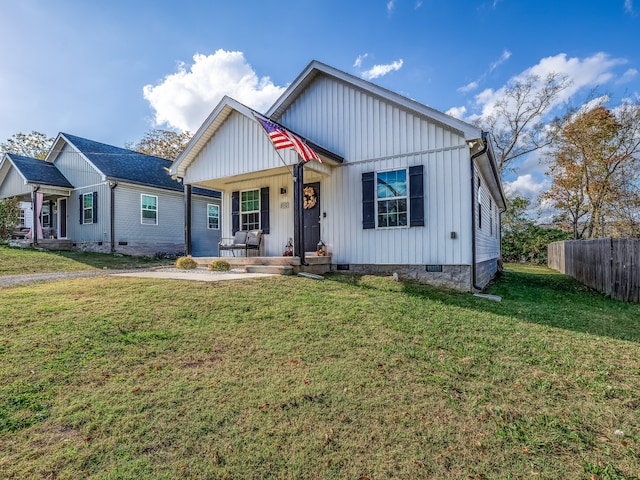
[256,117,322,163]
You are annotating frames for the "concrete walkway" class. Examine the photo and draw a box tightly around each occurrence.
[0,268,275,288]
[109,268,275,282]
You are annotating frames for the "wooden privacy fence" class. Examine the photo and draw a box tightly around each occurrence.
[548,239,640,302]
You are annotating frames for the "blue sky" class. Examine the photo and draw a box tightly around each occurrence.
[1,0,639,200]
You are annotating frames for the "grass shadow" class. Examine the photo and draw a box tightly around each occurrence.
[326,266,640,343]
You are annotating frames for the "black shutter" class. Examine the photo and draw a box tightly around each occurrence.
[231,191,240,234]
[79,194,83,224]
[362,171,375,229]
[409,165,424,227]
[92,192,98,223]
[260,187,270,234]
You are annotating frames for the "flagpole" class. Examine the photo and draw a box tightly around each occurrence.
[253,113,294,177]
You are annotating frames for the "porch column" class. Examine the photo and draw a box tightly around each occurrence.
[184,183,192,256]
[31,189,38,246]
[293,163,307,265]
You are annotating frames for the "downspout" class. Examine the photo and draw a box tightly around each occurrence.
[109,181,117,253]
[470,132,489,291]
[32,185,40,246]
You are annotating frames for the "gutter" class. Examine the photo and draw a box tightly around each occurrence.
[470,132,489,292]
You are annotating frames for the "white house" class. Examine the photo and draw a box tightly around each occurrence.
[170,61,506,290]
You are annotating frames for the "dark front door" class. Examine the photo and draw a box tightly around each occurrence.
[303,182,321,252]
[59,199,67,238]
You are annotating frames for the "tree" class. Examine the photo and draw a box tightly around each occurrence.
[476,72,572,174]
[0,197,20,240]
[500,194,570,264]
[542,102,640,239]
[126,129,192,161]
[0,131,54,160]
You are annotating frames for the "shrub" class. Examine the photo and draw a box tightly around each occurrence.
[175,256,198,269]
[0,197,20,241]
[209,260,230,272]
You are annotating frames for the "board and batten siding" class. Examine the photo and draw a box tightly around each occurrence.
[474,166,501,263]
[54,145,104,188]
[65,182,111,244]
[113,184,184,254]
[190,195,222,257]
[219,173,295,257]
[184,111,299,186]
[277,75,473,266]
[0,165,30,198]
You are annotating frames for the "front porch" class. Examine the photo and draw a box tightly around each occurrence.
[192,254,332,275]
[8,238,74,251]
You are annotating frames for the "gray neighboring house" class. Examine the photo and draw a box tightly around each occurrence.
[0,133,221,256]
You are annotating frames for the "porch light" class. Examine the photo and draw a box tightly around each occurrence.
[316,240,326,256]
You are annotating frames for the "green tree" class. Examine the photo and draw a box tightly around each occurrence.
[0,196,20,240]
[542,102,640,239]
[1,131,54,160]
[126,129,192,161]
[501,195,570,264]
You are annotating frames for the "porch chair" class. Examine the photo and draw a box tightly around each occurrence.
[218,229,263,257]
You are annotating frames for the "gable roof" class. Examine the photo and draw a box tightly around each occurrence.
[267,60,482,141]
[170,96,343,178]
[46,133,218,197]
[2,153,73,188]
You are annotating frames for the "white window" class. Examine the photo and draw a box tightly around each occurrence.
[241,190,260,231]
[376,169,408,228]
[141,194,158,225]
[83,193,94,224]
[207,204,219,229]
[19,209,26,227]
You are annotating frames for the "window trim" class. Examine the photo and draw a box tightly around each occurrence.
[83,193,94,225]
[375,168,409,229]
[207,203,220,230]
[141,194,158,226]
[19,208,26,227]
[240,189,260,231]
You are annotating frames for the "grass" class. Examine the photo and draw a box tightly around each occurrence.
[0,261,639,479]
[0,245,174,275]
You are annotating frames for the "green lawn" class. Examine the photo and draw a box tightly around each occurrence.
[0,245,174,275]
[0,262,639,479]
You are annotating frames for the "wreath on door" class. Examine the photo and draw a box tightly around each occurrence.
[303,186,317,209]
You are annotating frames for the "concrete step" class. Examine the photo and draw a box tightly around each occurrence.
[245,265,294,275]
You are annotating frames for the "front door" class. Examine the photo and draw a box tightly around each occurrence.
[58,198,67,238]
[303,182,321,252]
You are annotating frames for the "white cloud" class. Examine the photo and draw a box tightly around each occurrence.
[387,0,394,14]
[415,1,423,9]
[361,59,404,80]
[489,49,512,72]
[472,52,629,123]
[458,81,479,93]
[143,49,286,132]
[457,49,511,94]
[446,106,467,119]
[504,173,549,199]
[617,68,638,84]
[625,0,633,13]
[353,53,368,68]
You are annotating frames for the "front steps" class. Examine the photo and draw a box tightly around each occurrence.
[193,255,331,276]
[245,265,294,275]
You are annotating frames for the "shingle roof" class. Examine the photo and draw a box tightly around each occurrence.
[61,133,219,198]
[7,153,73,188]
